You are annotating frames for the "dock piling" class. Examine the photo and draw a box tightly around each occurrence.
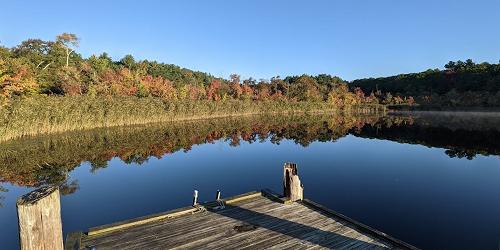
[283,163,304,202]
[17,186,64,250]
[215,190,221,201]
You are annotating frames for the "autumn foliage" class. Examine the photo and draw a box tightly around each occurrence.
[0,33,417,108]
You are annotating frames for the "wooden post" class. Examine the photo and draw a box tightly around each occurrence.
[215,190,221,201]
[283,163,304,202]
[192,190,199,206]
[17,186,63,250]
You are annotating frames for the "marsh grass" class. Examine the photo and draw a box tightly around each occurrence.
[0,96,385,141]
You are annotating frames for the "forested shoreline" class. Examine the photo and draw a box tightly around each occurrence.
[0,33,391,140]
[351,59,500,107]
[0,33,395,105]
[1,33,498,140]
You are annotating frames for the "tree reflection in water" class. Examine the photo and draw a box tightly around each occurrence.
[0,112,498,197]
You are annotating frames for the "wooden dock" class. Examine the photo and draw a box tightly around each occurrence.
[17,163,418,250]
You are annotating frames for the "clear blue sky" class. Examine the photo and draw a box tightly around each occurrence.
[1,0,499,80]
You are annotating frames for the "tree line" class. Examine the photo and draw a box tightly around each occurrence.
[3,33,499,109]
[350,59,500,107]
[0,33,411,107]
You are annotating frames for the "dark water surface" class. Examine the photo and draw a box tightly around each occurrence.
[1,112,499,249]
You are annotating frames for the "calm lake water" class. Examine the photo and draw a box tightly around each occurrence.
[1,112,500,249]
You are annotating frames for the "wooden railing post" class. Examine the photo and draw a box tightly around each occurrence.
[192,190,199,206]
[17,186,63,250]
[215,190,221,201]
[283,162,304,202]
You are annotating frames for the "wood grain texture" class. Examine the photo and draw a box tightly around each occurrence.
[64,231,82,250]
[283,163,304,202]
[79,192,417,249]
[17,186,63,250]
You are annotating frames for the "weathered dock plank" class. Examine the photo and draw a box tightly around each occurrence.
[78,191,417,249]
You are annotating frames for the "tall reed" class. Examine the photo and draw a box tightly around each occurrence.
[0,96,383,141]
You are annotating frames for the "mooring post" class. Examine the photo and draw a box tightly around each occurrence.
[283,162,304,202]
[17,186,64,250]
[215,190,221,201]
[192,190,199,206]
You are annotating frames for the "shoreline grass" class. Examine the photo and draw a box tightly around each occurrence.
[0,96,386,141]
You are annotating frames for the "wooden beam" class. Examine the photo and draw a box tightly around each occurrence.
[223,191,261,205]
[17,186,64,250]
[64,231,82,250]
[283,162,304,202]
[88,207,199,236]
